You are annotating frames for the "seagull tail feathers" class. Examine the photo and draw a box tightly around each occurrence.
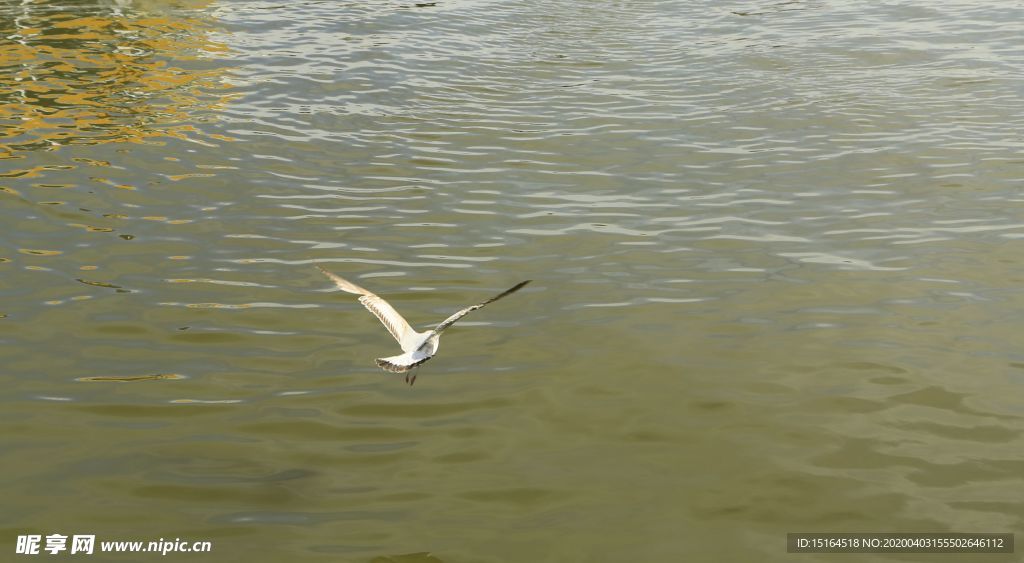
[376,355,432,373]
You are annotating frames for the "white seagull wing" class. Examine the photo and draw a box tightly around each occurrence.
[316,266,420,351]
[430,280,531,336]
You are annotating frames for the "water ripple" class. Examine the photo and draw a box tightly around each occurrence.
[3,1,1024,560]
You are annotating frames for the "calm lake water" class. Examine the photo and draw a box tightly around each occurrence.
[2,1,1023,561]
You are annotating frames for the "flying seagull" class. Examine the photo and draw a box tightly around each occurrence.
[316,266,530,384]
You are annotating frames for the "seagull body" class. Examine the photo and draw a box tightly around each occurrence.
[316,266,530,383]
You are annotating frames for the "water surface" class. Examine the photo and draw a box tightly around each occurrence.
[2,1,1023,561]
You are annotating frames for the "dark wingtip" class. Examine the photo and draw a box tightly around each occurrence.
[489,279,531,302]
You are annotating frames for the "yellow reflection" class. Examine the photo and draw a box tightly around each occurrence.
[18,248,63,256]
[75,277,123,288]
[77,373,185,382]
[170,398,243,404]
[0,1,233,159]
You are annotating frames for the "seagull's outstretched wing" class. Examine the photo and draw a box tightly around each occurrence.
[430,280,531,336]
[316,266,419,351]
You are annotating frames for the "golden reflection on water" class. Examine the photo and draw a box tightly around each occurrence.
[0,0,233,160]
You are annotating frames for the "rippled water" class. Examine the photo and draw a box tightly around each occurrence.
[2,1,1023,561]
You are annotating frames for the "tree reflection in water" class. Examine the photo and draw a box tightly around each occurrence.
[0,0,234,160]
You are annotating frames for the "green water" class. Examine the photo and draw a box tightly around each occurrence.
[2,1,1023,561]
